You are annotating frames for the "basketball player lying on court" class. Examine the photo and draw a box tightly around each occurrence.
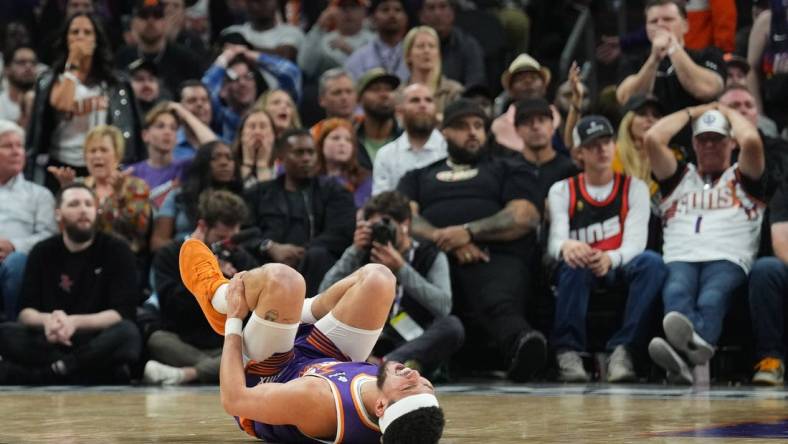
[179,238,445,444]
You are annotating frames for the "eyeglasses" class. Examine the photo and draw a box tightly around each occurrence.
[227,70,255,82]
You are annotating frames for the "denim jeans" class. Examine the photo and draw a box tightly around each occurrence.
[662,260,746,345]
[748,257,788,360]
[0,252,27,321]
[552,251,667,352]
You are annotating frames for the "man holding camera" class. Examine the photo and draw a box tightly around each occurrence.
[319,191,464,375]
[145,190,258,385]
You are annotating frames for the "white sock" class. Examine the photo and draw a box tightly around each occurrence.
[301,296,318,324]
[211,283,228,314]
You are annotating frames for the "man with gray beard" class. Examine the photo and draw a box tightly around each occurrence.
[0,183,141,385]
[372,83,447,195]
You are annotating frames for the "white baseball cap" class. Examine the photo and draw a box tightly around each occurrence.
[692,110,730,137]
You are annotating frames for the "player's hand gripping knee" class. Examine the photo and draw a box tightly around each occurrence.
[226,273,249,320]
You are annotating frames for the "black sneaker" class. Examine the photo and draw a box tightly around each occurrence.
[507,330,547,382]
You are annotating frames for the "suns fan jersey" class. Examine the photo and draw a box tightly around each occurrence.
[567,173,631,251]
[660,163,765,272]
[548,173,650,268]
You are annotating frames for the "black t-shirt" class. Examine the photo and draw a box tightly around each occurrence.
[523,154,579,205]
[623,47,726,114]
[397,155,540,257]
[284,189,310,246]
[625,47,726,156]
[19,232,138,320]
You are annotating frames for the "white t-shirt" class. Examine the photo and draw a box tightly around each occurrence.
[0,89,20,122]
[659,163,764,272]
[224,23,304,52]
[51,79,108,167]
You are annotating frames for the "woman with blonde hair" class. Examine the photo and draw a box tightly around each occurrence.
[402,26,463,116]
[316,118,372,208]
[48,124,151,254]
[255,88,302,134]
[612,95,664,196]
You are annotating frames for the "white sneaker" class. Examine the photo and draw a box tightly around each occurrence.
[143,360,185,385]
[557,351,590,382]
[607,346,636,383]
[648,337,693,385]
[663,311,714,366]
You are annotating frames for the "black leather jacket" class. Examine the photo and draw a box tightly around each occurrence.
[25,70,145,184]
[243,175,356,259]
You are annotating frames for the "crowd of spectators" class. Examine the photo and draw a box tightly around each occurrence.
[0,0,787,387]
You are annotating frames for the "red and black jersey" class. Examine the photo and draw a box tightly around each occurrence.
[568,173,631,251]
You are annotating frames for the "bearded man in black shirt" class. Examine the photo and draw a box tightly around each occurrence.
[0,183,141,384]
[397,99,547,381]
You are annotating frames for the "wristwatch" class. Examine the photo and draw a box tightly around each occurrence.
[65,62,79,72]
[258,239,273,255]
[462,223,475,241]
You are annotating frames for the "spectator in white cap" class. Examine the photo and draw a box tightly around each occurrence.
[644,102,765,384]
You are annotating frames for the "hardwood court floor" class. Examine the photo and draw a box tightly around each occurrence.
[0,384,786,443]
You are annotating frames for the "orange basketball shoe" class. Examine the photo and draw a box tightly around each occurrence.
[179,238,229,335]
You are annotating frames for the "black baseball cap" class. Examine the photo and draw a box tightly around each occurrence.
[724,53,750,74]
[369,0,405,12]
[572,115,615,147]
[134,0,165,18]
[128,58,158,76]
[442,98,489,129]
[218,30,253,49]
[514,98,551,126]
[623,94,664,116]
[356,68,400,95]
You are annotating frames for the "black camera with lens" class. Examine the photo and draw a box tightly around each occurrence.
[210,240,234,261]
[371,217,397,246]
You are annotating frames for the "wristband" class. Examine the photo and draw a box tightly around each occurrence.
[667,45,677,56]
[62,71,79,84]
[225,317,243,336]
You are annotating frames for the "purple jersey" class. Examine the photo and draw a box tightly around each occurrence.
[236,324,382,444]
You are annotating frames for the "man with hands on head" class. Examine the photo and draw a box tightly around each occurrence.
[398,99,546,382]
[320,191,464,376]
[644,101,765,384]
[616,0,725,113]
[202,42,301,142]
[547,115,666,383]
